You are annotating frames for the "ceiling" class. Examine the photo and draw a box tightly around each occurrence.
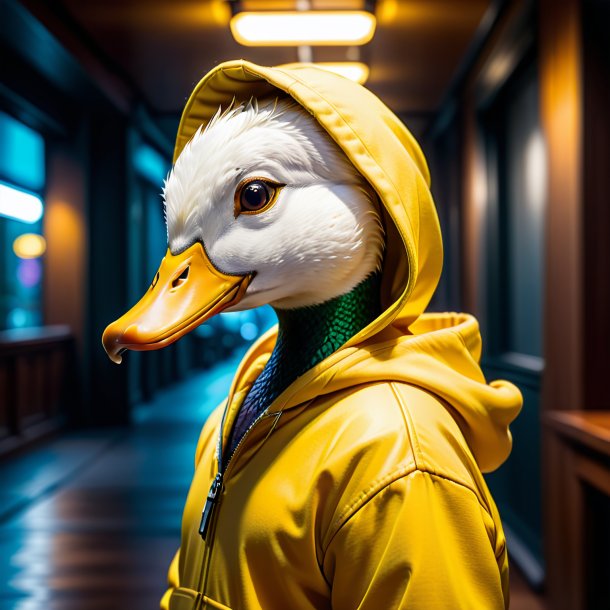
[49,0,490,122]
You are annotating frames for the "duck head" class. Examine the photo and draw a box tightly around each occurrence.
[102,99,383,364]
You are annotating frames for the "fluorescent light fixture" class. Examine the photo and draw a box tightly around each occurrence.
[0,182,44,223]
[13,233,47,259]
[230,11,376,46]
[316,62,370,84]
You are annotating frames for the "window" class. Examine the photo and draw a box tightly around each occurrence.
[0,111,46,330]
[482,63,546,366]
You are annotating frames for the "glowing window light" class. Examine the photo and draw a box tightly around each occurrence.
[315,62,369,84]
[0,182,44,223]
[134,144,169,185]
[13,233,47,259]
[0,111,45,192]
[230,11,376,46]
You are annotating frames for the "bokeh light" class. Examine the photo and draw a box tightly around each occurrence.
[17,258,42,288]
[13,233,46,259]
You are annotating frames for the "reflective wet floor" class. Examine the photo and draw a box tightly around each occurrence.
[0,358,545,609]
[0,357,237,610]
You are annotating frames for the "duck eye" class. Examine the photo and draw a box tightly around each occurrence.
[240,181,270,212]
[235,178,285,217]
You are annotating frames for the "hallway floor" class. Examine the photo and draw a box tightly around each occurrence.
[0,358,545,609]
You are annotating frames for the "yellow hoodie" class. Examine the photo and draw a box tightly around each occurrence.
[160,60,522,610]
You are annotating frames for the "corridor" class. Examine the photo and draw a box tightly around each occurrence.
[0,358,238,609]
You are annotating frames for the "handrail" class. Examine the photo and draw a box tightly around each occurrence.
[0,325,72,351]
[0,325,75,457]
[543,411,610,459]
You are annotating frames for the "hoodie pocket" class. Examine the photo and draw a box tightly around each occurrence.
[168,587,232,610]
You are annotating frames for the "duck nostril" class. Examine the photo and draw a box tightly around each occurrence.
[172,266,190,288]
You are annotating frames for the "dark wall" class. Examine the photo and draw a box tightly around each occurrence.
[85,110,130,424]
[423,107,462,313]
[0,0,180,427]
[583,0,610,409]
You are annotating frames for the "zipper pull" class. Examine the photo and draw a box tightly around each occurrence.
[199,473,223,540]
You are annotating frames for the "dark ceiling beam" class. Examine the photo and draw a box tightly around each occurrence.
[0,55,69,136]
[426,0,510,138]
[1,0,130,111]
[3,0,174,156]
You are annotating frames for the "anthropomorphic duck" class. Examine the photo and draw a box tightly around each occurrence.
[103,61,522,610]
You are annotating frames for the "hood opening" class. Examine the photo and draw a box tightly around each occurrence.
[172,60,443,346]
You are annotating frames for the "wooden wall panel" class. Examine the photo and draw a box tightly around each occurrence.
[540,0,610,607]
[583,0,610,409]
[539,0,585,605]
[539,0,584,413]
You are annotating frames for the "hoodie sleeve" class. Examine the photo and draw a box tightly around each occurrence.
[160,548,180,610]
[323,469,508,610]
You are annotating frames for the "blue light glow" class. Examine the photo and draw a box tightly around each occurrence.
[0,182,44,223]
[7,308,28,328]
[134,144,169,185]
[219,311,242,332]
[0,112,45,192]
[240,322,259,341]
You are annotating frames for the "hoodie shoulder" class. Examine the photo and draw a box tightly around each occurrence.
[320,381,493,508]
[386,382,493,502]
[311,381,500,550]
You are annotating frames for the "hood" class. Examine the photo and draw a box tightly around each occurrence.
[175,60,521,472]
[173,60,442,340]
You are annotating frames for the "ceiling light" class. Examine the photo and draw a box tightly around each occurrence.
[316,62,370,84]
[230,11,376,46]
[0,182,44,223]
[13,233,47,259]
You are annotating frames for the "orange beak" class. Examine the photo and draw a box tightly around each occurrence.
[102,242,254,364]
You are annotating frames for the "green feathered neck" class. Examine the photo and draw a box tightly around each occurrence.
[272,273,381,379]
[226,273,381,456]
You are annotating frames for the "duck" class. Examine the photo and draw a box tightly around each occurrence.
[103,61,524,610]
[103,96,385,453]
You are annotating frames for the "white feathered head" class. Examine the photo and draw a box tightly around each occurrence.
[103,97,384,362]
[162,98,383,309]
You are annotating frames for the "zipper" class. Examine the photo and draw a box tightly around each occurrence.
[196,396,312,599]
[198,407,281,540]
[198,473,223,539]
[195,406,284,597]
